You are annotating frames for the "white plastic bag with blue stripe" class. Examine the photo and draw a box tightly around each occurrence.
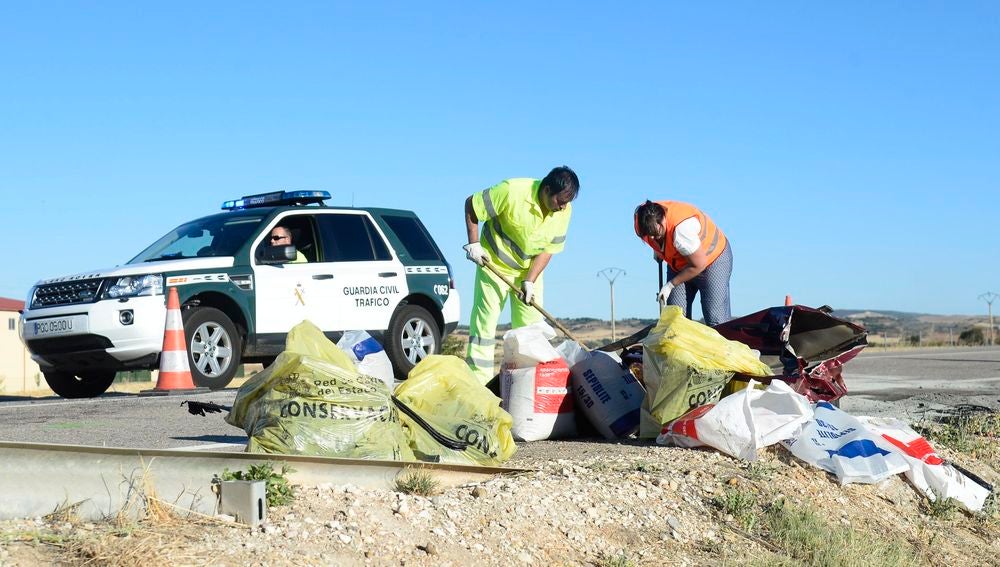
[781,401,910,485]
[857,416,990,512]
[337,330,395,391]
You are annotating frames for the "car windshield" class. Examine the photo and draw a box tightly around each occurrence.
[129,214,265,263]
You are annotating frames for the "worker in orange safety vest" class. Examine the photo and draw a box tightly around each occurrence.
[633,200,733,326]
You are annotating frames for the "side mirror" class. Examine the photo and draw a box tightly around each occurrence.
[259,245,298,264]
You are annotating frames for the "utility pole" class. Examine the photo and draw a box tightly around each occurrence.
[979,292,998,346]
[597,268,626,341]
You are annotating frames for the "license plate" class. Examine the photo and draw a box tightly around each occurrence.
[26,315,88,338]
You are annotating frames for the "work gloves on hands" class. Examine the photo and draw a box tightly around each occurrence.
[520,280,535,305]
[657,281,675,306]
[463,242,487,266]
[464,241,534,304]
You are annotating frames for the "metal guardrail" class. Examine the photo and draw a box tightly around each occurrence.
[0,441,528,520]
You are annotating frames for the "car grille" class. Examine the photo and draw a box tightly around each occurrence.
[31,279,104,308]
[24,334,114,355]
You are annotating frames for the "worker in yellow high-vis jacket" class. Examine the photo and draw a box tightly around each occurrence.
[462,166,580,384]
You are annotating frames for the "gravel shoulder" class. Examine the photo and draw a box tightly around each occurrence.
[2,433,999,566]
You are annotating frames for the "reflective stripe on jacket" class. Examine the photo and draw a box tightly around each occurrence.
[634,200,727,272]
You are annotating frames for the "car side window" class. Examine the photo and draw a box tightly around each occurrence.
[316,214,391,262]
[255,214,319,262]
[380,215,443,261]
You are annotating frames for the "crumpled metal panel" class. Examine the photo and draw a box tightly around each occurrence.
[713,305,868,402]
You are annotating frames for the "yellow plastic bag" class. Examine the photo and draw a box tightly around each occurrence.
[639,306,772,437]
[226,320,414,461]
[395,355,517,466]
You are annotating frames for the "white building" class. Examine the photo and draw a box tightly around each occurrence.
[0,297,43,394]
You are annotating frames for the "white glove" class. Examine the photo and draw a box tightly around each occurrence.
[463,242,487,265]
[657,281,675,305]
[521,280,535,305]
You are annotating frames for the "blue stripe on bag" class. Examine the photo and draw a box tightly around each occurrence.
[353,336,385,361]
[826,439,891,459]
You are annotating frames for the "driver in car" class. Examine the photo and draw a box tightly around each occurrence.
[269,225,307,263]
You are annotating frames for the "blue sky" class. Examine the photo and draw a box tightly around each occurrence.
[2,2,998,321]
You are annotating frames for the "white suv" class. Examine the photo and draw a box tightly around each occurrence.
[21,190,460,398]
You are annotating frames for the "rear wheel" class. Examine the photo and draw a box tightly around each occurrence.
[43,370,116,398]
[182,307,242,390]
[385,305,441,379]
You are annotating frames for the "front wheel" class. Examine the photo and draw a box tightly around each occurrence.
[385,305,441,379]
[44,370,116,398]
[182,307,242,390]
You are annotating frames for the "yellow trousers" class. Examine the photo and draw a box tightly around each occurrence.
[465,265,544,384]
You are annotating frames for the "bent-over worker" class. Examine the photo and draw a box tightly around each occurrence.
[634,200,732,326]
[463,166,580,384]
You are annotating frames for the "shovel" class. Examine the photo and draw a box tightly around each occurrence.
[657,257,666,312]
[480,261,589,350]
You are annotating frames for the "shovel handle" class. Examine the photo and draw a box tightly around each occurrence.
[657,258,666,312]
[480,261,589,350]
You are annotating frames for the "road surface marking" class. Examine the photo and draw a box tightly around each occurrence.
[168,442,246,452]
[847,374,917,379]
[861,350,1000,360]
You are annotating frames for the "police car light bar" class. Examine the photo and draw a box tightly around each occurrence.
[221,190,331,210]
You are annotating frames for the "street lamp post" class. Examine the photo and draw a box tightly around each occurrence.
[597,268,626,341]
[979,292,998,346]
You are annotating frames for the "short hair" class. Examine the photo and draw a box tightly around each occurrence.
[540,166,580,199]
[271,225,295,242]
[635,201,664,237]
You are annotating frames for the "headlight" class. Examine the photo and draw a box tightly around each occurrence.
[25,287,36,308]
[105,274,164,299]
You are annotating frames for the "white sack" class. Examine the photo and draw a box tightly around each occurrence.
[500,322,575,441]
[656,380,813,460]
[556,341,644,439]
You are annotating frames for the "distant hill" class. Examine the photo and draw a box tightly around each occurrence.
[453,317,657,349]
[829,309,990,341]
[455,309,993,347]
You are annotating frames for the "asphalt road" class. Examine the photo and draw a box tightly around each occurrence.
[1,346,998,450]
[0,389,245,450]
[838,346,1000,420]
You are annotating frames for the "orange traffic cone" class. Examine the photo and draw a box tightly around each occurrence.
[784,295,793,306]
[141,287,208,396]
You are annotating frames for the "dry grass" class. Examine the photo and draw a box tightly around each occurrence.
[712,488,922,566]
[62,464,239,566]
[66,519,229,566]
[759,501,919,567]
